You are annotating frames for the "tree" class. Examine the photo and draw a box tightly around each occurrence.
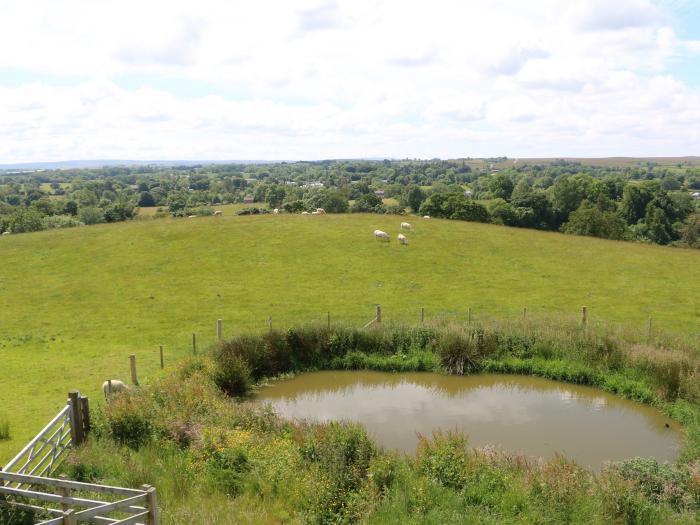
[78,206,105,225]
[489,199,518,226]
[138,192,155,207]
[561,201,628,240]
[403,185,426,212]
[488,173,514,200]
[8,208,44,233]
[266,186,286,208]
[645,204,673,245]
[354,192,383,212]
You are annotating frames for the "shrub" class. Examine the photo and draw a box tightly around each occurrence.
[96,393,153,449]
[211,351,251,396]
[41,214,84,229]
[415,431,469,490]
[235,207,270,215]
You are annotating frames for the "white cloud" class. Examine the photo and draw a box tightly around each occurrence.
[0,0,698,161]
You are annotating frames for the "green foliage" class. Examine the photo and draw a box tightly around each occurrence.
[78,205,104,225]
[41,214,84,229]
[562,200,629,240]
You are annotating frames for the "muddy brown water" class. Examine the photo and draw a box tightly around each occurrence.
[254,371,682,467]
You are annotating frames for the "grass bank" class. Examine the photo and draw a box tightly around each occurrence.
[49,321,700,524]
[1,213,698,460]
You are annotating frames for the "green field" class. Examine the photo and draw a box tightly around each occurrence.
[1,213,698,461]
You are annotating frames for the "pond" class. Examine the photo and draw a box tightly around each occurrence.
[254,371,682,467]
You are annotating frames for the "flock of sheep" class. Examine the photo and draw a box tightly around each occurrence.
[373,220,423,245]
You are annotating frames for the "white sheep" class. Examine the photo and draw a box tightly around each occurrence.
[398,233,408,245]
[400,222,413,231]
[102,379,130,401]
[374,229,390,242]
[188,215,197,218]
[1,231,9,236]
[301,211,310,215]
[213,210,223,216]
[423,215,430,219]
[315,208,326,214]
[273,208,279,214]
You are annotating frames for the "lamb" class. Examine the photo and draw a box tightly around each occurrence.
[102,379,130,401]
[374,229,390,242]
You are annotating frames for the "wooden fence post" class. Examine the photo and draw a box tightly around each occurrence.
[467,307,472,325]
[217,319,222,341]
[129,355,138,386]
[581,306,587,327]
[327,311,331,330]
[107,379,112,397]
[80,397,90,435]
[192,333,197,355]
[159,345,164,369]
[268,316,273,332]
[648,318,653,340]
[68,391,84,447]
[421,307,424,324]
[375,305,382,324]
[62,509,77,525]
[142,484,161,525]
[523,307,527,319]
[58,474,70,512]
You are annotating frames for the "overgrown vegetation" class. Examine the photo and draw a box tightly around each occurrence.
[0,414,10,441]
[61,321,700,524]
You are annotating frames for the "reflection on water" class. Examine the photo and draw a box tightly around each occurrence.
[254,371,681,467]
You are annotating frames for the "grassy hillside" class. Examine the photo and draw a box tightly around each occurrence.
[0,213,698,460]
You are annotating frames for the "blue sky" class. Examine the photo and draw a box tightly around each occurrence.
[0,0,698,162]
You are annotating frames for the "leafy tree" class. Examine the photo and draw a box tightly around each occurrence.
[354,192,383,212]
[561,201,628,240]
[644,204,673,245]
[403,185,426,212]
[138,192,156,207]
[489,173,514,200]
[620,183,656,224]
[8,208,44,233]
[266,186,286,208]
[78,206,105,225]
[489,199,518,226]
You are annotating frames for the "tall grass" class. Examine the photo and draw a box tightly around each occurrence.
[0,413,10,440]
[57,320,700,524]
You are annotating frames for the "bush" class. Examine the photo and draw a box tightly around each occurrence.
[42,214,84,229]
[78,206,105,225]
[211,350,251,396]
[97,393,153,449]
[416,431,469,490]
[235,207,270,215]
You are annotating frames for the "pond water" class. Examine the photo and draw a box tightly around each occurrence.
[254,371,682,467]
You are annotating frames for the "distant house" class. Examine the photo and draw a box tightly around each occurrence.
[691,192,700,200]
[374,190,385,198]
[243,196,254,204]
[301,181,324,189]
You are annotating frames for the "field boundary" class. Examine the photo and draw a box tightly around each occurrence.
[1,391,160,524]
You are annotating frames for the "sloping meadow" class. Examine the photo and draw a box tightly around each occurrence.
[62,321,700,524]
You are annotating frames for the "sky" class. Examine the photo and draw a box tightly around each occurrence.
[1,0,699,162]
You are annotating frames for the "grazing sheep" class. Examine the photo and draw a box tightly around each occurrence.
[315,208,326,214]
[188,215,197,218]
[423,215,430,219]
[398,233,408,245]
[374,229,390,242]
[213,210,223,216]
[311,211,320,215]
[273,208,279,214]
[1,231,9,236]
[102,379,130,401]
[301,211,310,215]
[400,222,413,231]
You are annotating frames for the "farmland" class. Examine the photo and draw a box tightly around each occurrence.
[1,212,698,462]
